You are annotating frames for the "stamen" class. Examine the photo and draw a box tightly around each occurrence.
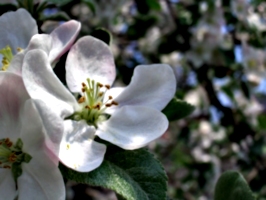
[112,101,119,106]
[105,85,111,89]
[98,83,103,88]
[16,47,23,52]
[78,96,85,104]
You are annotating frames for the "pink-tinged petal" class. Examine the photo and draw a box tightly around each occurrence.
[60,120,106,172]
[19,100,65,199]
[96,106,169,150]
[22,49,79,118]
[0,72,29,141]
[18,162,65,200]
[21,100,63,164]
[0,8,37,52]
[49,20,81,65]
[66,36,116,93]
[0,169,16,200]
[18,156,65,200]
[114,64,176,111]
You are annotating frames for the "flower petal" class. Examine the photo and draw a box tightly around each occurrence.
[18,100,65,199]
[114,64,176,111]
[0,169,16,200]
[66,36,116,93]
[60,120,106,172]
[49,20,81,65]
[22,99,64,164]
[0,8,37,52]
[22,49,78,118]
[0,72,29,141]
[18,160,65,200]
[97,106,169,150]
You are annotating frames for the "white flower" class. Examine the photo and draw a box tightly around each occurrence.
[0,72,65,200]
[0,8,81,74]
[22,36,176,172]
[242,43,266,85]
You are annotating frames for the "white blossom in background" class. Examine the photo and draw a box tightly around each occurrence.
[185,5,225,67]
[22,36,176,172]
[247,12,266,31]
[0,72,65,200]
[0,8,81,74]
[241,43,266,85]
[231,0,250,20]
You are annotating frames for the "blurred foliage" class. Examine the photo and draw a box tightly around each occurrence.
[3,0,266,199]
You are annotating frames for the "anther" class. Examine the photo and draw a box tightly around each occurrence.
[106,103,112,107]
[17,47,23,52]
[108,96,113,100]
[99,92,104,97]
[78,96,85,103]
[93,103,101,110]
[85,105,91,109]
[112,101,119,106]
[105,85,111,89]
[8,153,16,162]
[82,82,86,87]
[97,83,103,88]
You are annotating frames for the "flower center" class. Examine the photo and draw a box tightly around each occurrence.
[0,138,31,169]
[71,78,118,127]
[0,45,23,71]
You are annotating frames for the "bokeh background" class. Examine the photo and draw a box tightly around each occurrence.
[2,0,266,199]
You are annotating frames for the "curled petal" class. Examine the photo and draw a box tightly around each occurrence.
[49,20,81,65]
[66,36,116,93]
[0,72,29,141]
[0,169,16,200]
[0,8,37,52]
[114,64,176,111]
[60,120,106,172]
[97,106,169,150]
[22,49,78,118]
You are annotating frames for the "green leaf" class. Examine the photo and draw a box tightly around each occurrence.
[44,0,73,6]
[82,0,96,14]
[214,171,256,200]
[162,98,195,121]
[91,28,112,45]
[40,11,70,21]
[60,147,168,200]
[146,0,161,11]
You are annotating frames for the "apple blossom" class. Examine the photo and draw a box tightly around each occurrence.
[0,72,65,200]
[22,36,176,172]
[0,8,81,74]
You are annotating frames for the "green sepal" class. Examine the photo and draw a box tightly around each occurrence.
[214,171,256,200]
[23,153,32,163]
[11,163,22,183]
[162,98,195,121]
[14,138,23,150]
[60,146,168,200]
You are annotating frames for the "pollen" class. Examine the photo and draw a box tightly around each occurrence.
[16,47,23,52]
